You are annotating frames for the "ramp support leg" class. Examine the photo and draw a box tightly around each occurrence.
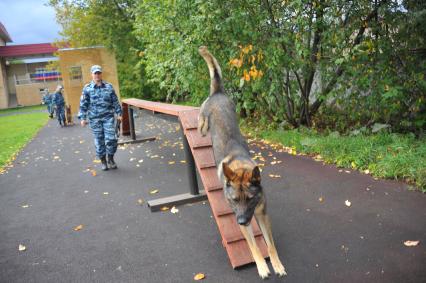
[147,123,207,212]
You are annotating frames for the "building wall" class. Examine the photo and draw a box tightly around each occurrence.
[15,81,59,106]
[0,58,9,108]
[58,47,120,115]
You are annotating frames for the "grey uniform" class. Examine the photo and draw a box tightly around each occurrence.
[78,81,122,157]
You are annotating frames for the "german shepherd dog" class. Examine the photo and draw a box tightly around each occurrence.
[197,46,286,279]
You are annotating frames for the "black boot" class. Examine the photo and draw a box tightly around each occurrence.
[107,154,117,169]
[100,156,108,171]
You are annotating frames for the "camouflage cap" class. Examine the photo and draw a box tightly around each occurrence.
[90,65,102,74]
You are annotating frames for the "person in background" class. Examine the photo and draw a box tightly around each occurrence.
[78,65,122,171]
[42,89,54,118]
[53,85,66,127]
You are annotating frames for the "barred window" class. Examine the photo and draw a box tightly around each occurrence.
[69,66,82,81]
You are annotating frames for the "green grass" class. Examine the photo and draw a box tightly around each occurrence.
[0,104,45,115]
[0,112,49,169]
[243,125,426,192]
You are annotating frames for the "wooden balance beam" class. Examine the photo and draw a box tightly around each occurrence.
[121,98,268,268]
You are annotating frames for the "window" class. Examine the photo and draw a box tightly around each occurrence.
[69,66,82,81]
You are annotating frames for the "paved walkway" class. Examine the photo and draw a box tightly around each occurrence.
[0,110,425,283]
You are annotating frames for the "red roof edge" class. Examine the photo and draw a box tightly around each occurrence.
[0,43,59,57]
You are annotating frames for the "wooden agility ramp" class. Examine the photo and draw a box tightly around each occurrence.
[121,99,268,268]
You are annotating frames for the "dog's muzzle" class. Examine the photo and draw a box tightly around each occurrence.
[237,215,251,226]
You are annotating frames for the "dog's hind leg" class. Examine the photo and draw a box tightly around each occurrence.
[239,224,271,279]
[255,209,287,277]
[197,99,210,136]
[197,113,209,136]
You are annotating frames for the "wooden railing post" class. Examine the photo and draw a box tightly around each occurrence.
[121,102,130,136]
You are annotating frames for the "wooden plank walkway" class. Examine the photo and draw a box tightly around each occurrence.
[121,99,268,268]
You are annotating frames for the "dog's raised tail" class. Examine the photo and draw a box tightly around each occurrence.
[199,46,224,95]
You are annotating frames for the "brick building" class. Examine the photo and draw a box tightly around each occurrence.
[0,22,120,113]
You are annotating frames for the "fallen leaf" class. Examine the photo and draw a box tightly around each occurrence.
[21,204,29,208]
[129,158,136,162]
[53,156,60,160]
[18,244,26,251]
[194,273,205,280]
[93,159,101,164]
[180,160,186,164]
[149,189,159,194]
[160,206,169,211]
[345,200,352,207]
[74,224,83,231]
[103,192,109,195]
[168,161,175,165]
[171,206,179,214]
[138,159,144,163]
[91,170,97,177]
[319,197,324,202]
[79,140,85,144]
[268,174,281,178]
[404,240,420,247]
[74,151,80,154]
[137,198,144,205]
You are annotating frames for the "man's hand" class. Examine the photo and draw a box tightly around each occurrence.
[80,120,88,127]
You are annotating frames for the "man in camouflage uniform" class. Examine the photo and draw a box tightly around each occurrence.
[78,65,122,171]
[42,89,54,118]
[53,85,66,127]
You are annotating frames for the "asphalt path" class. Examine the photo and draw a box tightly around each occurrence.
[0,110,425,283]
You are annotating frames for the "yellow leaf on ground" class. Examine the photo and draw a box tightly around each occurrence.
[404,240,420,247]
[180,160,186,163]
[91,170,97,177]
[160,206,169,211]
[103,192,109,195]
[74,225,83,231]
[137,198,144,205]
[93,159,101,164]
[53,156,60,160]
[21,204,29,208]
[79,140,84,144]
[194,273,205,280]
[149,189,159,194]
[18,244,26,251]
[168,161,175,165]
[319,197,324,202]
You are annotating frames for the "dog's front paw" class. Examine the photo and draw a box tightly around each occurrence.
[256,261,271,279]
[272,259,287,277]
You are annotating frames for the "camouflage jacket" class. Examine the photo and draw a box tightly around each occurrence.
[53,91,65,107]
[78,81,122,120]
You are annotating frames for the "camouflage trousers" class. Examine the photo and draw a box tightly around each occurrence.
[56,106,65,125]
[89,116,118,157]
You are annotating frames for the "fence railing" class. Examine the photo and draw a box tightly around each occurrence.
[15,71,62,85]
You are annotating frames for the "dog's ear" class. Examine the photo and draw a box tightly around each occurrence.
[222,162,235,181]
[251,166,261,184]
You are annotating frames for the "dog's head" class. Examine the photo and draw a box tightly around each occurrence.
[222,161,263,226]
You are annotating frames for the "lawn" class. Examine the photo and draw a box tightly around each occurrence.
[0,104,45,115]
[0,112,49,169]
[243,125,426,192]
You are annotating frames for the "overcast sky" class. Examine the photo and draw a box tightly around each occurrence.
[0,0,61,45]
